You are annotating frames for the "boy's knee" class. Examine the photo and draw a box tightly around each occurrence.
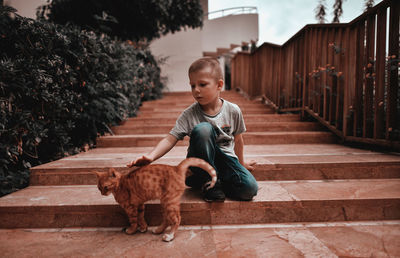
[239,180,258,201]
[229,179,258,201]
[190,122,214,141]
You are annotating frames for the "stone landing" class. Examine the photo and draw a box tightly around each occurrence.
[1,222,399,257]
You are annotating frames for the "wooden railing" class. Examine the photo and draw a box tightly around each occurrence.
[231,0,400,150]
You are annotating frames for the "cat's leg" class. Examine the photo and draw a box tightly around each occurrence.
[162,204,181,242]
[137,203,148,233]
[122,204,139,235]
[152,211,168,235]
[152,202,168,235]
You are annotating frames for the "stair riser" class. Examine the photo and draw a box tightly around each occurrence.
[141,101,264,108]
[29,165,400,186]
[137,110,275,116]
[96,134,336,147]
[1,199,398,228]
[123,116,300,124]
[112,123,324,134]
[139,105,269,112]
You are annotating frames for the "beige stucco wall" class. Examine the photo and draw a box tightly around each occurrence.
[150,13,258,92]
[5,0,47,18]
[202,14,258,52]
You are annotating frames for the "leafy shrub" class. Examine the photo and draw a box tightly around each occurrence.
[37,0,203,41]
[0,6,164,196]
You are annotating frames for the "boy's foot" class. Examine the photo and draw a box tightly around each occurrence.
[202,182,225,202]
[185,175,204,189]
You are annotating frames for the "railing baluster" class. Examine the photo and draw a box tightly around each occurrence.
[386,0,399,140]
[374,8,387,139]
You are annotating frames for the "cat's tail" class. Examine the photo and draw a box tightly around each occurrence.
[177,157,217,190]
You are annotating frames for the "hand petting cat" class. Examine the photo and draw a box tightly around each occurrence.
[127,156,153,167]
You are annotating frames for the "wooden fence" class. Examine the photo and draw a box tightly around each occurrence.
[231,0,399,149]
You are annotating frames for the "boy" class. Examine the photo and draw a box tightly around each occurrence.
[127,57,258,202]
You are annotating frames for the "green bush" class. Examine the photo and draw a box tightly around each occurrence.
[0,6,164,196]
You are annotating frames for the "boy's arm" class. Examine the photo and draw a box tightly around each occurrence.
[234,133,256,172]
[127,134,178,167]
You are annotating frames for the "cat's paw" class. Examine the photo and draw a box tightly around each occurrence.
[123,226,137,235]
[138,225,147,233]
[162,232,175,242]
[152,223,167,234]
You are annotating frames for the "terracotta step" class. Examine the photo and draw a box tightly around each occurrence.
[2,221,399,257]
[137,109,275,117]
[96,131,337,147]
[163,91,242,96]
[140,98,261,106]
[138,105,271,113]
[112,122,324,135]
[137,108,275,115]
[1,179,399,228]
[29,145,400,185]
[123,114,301,125]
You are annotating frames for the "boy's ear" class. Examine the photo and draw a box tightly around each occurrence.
[217,79,224,90]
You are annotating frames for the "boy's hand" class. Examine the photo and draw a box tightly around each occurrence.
[127,155,153,167]
[243,160,257,172]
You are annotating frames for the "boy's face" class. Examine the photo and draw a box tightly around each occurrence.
[189,67,223,106]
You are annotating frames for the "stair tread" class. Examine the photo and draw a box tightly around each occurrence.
[2,179,399,208]
[1,221,399,257]
[100,131,333,138]
[31,144,400,170]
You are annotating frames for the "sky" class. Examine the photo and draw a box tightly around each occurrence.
[208,0,383,45]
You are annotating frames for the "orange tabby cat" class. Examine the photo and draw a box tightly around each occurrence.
[95,157,216,242]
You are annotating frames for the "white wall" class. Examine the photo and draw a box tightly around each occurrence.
[202,14,258,52]
[151,28,203,92]
[151,13,258,92]
[5,0,47,18]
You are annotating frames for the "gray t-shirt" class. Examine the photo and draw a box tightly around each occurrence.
[169,99,246,158]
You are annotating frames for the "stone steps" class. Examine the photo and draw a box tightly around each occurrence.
[29,145,400,185]
[2,221,399,257]
[96,131,338,147]
[122,114,302,125]
[2,90,400,233]
[138,108,275,115]
[111,121,324,134]
[1,179,399,228]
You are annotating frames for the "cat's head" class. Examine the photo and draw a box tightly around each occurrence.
[94,168,123,196]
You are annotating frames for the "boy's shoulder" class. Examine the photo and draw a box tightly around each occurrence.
[182,102,199,114]
[222,99,241,114]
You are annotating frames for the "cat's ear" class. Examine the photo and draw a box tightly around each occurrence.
[109,168,122,179]
[94,171,104,178]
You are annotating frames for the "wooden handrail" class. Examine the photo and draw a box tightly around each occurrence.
[231,0,400,150]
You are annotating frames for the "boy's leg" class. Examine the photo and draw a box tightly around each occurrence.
[215,154,258,201]
[185,122,226,202]
[185,122,219,188]
[185,122,258,201]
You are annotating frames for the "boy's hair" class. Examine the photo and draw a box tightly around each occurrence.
[188,57,223,81]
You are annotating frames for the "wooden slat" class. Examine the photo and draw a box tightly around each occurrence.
[386,0,399,140]
[342,26,354,137]
[302,28,309,118]
[363,15,375,138]
[336,27,345,131]
[354,22,365,137]
[374,8,387,139]
[327,28,335,124]
[322,29,329,120]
